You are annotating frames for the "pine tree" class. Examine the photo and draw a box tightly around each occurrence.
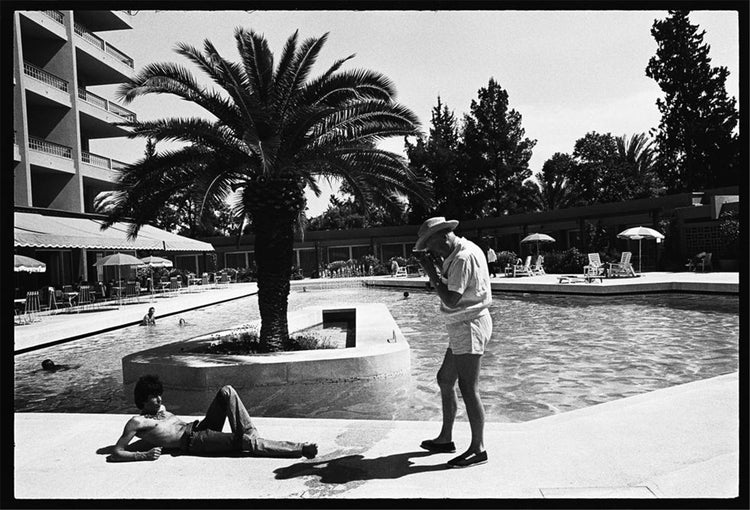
[461,78,536,216]
[645,10,739,192]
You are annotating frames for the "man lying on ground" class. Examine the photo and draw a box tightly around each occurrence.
[109,374,317,462]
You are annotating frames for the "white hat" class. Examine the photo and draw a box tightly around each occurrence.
[414,216,459,250]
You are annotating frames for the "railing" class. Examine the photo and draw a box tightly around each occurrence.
[42,10,64,24]
[73,21,134,68]
[78,88,136,121]
[23,61,68,92]
[28,137,72,159]
[82,150,129,171]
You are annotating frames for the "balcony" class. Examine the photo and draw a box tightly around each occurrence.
[73,20,134,84]
[80,150,128,183]
[73,10,133,31]
[27,137,75,174]
[19,10,67,41]
[78,88,136,121]
[23,61,71,106]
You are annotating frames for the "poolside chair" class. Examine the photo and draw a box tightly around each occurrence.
[531,255,545,276]
[201,273,209,286]
[608,251,636,278]
[169,276,182,293]
[395,266,408,277]
[126,281,141,302]
[76,285,96,311]
[513,256,532,277]
[583,253,606,278]
[40,286,58,314]
[24,290,41,323]
[698,252,713,272]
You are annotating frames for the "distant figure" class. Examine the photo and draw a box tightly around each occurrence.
[486,247,497,278]
[109,375,317,462]
[403,291,410,299]
[390,259,399,276]
[41,359,70,372]
[302,287,307,293]
[178,318,187,327]
[141,307,156,326]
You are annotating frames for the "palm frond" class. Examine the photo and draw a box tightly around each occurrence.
[235,27,274,101]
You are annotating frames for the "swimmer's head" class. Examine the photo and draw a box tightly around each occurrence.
[403,291,410,298]
[41,359,56,371]
[178,318,186,326]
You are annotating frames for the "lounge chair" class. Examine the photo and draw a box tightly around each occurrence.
[583,253,606,279]
[395,266,407,277]
[608,251,636,277]
[169,276,182,293]
[513,256,532,277]
[531,255,545,276]
[24,290,41,323]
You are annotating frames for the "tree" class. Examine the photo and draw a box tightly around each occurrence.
[533,153,580,211]
[570,131,630,205]
[614,133,665,199]
[461,78,536,216]
[646,10,740,192]
[102,29,428,351]
[405,96,464,221]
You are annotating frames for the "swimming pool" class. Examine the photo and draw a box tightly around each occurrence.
[14,286,739,422]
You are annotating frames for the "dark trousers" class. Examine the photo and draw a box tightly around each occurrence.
[182,385,305,457]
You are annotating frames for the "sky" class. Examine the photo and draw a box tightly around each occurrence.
[91,9,741,217]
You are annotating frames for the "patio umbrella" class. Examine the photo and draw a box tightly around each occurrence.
[93,253,145,305]
[14,255,46,273]
[617,226,665,274]
[140,256,173,299]
[520,233,556,255]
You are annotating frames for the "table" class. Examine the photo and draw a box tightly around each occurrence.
[63,291,78,307]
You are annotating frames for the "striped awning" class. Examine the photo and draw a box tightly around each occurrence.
[14,212,214,252]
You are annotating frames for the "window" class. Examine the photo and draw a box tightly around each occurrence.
[327,246,350,262]
[380,243,405,261]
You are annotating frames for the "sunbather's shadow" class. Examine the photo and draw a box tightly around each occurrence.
[274,450,451,483]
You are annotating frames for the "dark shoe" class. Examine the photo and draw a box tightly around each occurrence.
[447,450,488,468]
[420,439,456,453]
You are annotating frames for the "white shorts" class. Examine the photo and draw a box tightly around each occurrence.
[445,310,492,355]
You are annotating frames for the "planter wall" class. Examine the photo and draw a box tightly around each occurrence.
[122,303,411,419]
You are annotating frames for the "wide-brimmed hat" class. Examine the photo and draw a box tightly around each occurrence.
[414,217,459,250]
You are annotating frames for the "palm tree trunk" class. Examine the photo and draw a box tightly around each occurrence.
[253,209,295,352]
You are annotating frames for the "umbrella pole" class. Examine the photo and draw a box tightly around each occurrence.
[639,239,642,274]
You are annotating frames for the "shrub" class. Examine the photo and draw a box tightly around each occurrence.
[542,248,589,274]
[719,208,739,259]
[495,250,518,271]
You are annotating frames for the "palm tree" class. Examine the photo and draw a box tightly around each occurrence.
[615,133,665,198]
[102,29,429,351]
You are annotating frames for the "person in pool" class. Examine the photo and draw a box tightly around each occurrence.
[41,359,72,372]
[109,375,318,462]
[141,307,156,326]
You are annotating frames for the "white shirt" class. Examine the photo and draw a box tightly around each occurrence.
[439,237,492,323]
[486,248,497,263]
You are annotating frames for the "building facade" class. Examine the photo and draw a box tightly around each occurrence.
[202,187,739,276]
[12,10,213,297]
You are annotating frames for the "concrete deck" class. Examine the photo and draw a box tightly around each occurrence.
[14,372,738,499]
[366,270,739,295]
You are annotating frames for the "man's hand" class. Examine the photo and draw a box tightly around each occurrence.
[137,447,162,461]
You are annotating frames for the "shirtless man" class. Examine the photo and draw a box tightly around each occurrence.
[110,375,317,461]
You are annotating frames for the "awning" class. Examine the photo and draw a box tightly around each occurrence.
[14,212,214,252]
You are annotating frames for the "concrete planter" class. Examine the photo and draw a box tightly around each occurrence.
[122,303,411,419]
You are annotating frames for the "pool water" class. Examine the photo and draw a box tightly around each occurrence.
[14,286,739,423]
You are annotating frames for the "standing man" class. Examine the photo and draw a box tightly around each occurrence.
[414,217,493,468]
[486,245,498,278]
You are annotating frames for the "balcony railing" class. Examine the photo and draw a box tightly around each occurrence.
[82,150,128,171]
[23,61,69,92]
[78,88,136,121]
[73,21,134,68]
[28,137,72,159]
[42,10,65,24]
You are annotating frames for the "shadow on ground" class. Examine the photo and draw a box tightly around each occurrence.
[274,450,451,483]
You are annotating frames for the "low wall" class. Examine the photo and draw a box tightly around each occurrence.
[122,303,411,418]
